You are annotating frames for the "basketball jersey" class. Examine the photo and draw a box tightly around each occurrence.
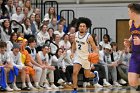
[130,20,140,52]
[75,32,90,59]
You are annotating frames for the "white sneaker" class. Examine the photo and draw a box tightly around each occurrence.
[83,82,88,88]
[43,84,52,89]
[51,84,59,89]
[58,85,64,89]
[13,85,21,91]
[29,86,38,90]
[103,81,112,87]
[57,79,65,84]
[113,82,122,87]
[119,79,127,84]
[87,82,91,86]
[5,86,13,91]
[94,83,103,88]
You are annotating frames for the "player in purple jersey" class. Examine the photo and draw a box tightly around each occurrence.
[124,3,140,91]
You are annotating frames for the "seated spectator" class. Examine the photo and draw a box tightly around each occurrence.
[99,34,111,50]
[117,47,131,82]
[99,44,124,86]
[48,17,58,31]
[9,43,28,91]
[54,23,65,38]
[0,41,14,91]
[6,32,17,52]
[38,45,58,89]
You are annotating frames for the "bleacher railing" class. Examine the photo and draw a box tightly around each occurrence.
[60,10,75,26]
[10,20,24,33]
[92,27,108,42]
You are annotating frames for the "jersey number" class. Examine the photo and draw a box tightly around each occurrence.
[78,44,82,50]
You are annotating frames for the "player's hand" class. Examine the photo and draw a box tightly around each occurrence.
[133,36,140,45]
[124,39,130,48]
[70,53,74,59]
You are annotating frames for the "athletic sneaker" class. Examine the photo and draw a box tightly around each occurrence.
[136,85,140,91]
[71,90,77,93]
[93,71,99,84]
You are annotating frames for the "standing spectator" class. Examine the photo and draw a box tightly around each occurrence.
[24,0,33,17]
[36,24,50,47]
[44,7,57,22]
[0,19,12,42]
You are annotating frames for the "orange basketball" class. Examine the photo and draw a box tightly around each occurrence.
[88,52,99,64]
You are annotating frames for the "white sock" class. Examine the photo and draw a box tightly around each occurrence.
[28,82,33,87]
[22,82,26,88]
[35,82,39,86]
[103,79,107,83]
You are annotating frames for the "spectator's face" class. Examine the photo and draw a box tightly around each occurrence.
[0,47,6,54]
[48,29,54,36]
[12,33,17,41]
[69,27,76,34]
[79,23,87,33]
[58,24,63,31]
[52,18,57,25]
[8,0,13,6]
[57,49,63,56]
[42,46,49,53]
[69,34,75,43]
[24,7,29,14]
[35,15,41,22]
[4,20,10,28]
[25,1,31,8]
[13,48,20,55]
[35,9,40,14]
[42,25,48,32]
[55,35,60,42]
[25,19,30,26]
[64,35,69,41]
[29,41,36,48]
[17,41,23,48]
[103,36,109,43]
[104,48,111,54]
[49,7,55,14]
[16,7,22,14]
[30,15,35,21]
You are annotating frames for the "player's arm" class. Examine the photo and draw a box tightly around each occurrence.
[124,20,132,47]
[88,35,98,53]
[71,40,76,58]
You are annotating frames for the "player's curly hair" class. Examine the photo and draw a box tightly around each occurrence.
[77,17,92,29]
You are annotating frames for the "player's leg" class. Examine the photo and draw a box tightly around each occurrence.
[128,72,140,87]
[72,63,82,92]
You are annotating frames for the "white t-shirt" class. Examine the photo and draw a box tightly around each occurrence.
[37,31,50,46]
[0,52,11,64]
[9,51,24,69]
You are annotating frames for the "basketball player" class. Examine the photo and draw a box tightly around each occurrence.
[124,3,140,91]
[71,17,99,93]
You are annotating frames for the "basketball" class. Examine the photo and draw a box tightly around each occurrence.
[88,52,99,64]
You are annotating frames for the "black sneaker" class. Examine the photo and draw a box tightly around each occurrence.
[136,86,140,91]
[21,87,31,90]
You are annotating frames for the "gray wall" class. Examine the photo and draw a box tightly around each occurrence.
[59,3,129,41]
